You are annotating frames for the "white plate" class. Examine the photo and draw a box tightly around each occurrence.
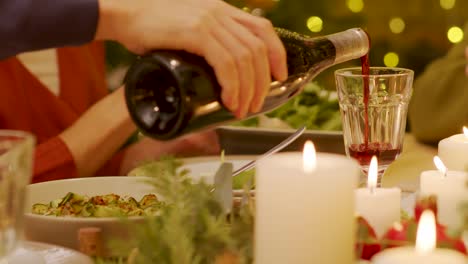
[180,155,255,185]
[5,241,92,264]
[181,156,417,210]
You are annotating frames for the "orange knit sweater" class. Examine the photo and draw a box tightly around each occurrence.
[0,42,124,183]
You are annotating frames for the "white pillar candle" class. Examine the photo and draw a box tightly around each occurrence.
[438,127,468,171]
[372,210,467,264]
[420,157,468,229]
[355,156,401,238]
[255,141,360,264]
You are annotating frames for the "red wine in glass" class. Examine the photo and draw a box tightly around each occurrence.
[348,143,401,167]
[351,53,400,171]
[337,46,413,187]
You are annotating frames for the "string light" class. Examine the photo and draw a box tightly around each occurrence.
[447,26,464,43]
[306,16,323,33]
[384,52,399,67]
[346,0,364,13]
[440,0,456,10]
[389,17,405,34]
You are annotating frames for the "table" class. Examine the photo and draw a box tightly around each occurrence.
[383,133,437,191]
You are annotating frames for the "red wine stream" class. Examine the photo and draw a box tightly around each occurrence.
[348,53,400,167]
[361,54,370,148]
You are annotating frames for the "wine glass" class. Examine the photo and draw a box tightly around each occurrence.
[0,130,35,260]
[335,67,414,187]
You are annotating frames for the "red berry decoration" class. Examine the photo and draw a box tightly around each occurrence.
[381,220,417,249]
[356,216,381,260]
[436,224,467,255]
[414,195,438,222]
[381,195,467,255]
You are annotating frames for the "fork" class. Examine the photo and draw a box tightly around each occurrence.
[213,126,306,212]
[232,125,306,177]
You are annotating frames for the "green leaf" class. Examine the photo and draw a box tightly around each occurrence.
[213,163,234,215]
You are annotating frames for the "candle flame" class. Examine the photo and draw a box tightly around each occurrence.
[303,140,317,173]
[433,156,447,175]
[415,210,436,255]
[464,126,468,138]
[367,156,378,190]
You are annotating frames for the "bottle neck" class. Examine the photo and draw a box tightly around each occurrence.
[326,28,370,64]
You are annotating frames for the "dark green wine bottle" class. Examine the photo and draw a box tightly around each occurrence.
[124,28,369,140]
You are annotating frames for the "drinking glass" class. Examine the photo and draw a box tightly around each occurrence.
[335,67,413,187]
[0,130,35,259]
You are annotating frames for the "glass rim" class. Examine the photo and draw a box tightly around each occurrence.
[334,67,414,77]
[0,129,35,140]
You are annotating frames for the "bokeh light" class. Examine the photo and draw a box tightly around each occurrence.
[384,52,399,67]
[346,0,364,13]
[447,26,464,43]
[389,17,405,34]
[307,16,323,33]
[440,0,456,10]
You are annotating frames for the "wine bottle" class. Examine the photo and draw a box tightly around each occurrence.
[124,28,369,140]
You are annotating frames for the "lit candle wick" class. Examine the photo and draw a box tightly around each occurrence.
[463,126,468,138]
[367,156,378,194]
[433,156,448,178]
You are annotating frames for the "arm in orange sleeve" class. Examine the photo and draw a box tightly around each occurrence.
[95,148,126,176]
[33,136,128,183]
[33,136,78,183]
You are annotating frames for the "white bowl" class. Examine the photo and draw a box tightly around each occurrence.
[24,176,155,256]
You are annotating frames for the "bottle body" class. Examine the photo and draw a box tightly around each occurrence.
[124,28,369,140]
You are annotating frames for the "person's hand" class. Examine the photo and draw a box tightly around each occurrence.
[96,0,288,118]
[119,129,220,174]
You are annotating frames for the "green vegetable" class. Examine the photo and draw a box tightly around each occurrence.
[234,82,342,131]
[127,155,188,179]
[31,204,48,215]
[232,169,255,190]
[31,193,162,217]
[125,157,255,264]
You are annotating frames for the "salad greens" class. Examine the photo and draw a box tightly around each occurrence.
[235,82,342,131]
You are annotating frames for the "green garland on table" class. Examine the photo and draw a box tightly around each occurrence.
[115,157,255,264]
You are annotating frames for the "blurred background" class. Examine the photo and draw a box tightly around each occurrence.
[106,0,468,90]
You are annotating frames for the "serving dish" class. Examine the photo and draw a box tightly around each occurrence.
[24,176,154,256]
[215,126,345,155]
[7,240,93,264]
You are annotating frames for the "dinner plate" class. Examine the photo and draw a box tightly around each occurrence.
[180,155,255,184]
[180,156,417,212]
[5,241,92,264]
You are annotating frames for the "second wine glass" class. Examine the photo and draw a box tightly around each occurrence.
[335,67,414,186]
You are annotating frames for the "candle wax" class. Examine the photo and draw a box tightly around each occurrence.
[372,246,467,264]
[255,152,359,264]
[420,170,468,229]
[355,187,401,237]
[438,134,468,171]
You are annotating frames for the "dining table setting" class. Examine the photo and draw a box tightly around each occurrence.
[1,64,468,264]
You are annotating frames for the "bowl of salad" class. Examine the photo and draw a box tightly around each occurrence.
[216,82,345,155]
[24,176,159,256]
